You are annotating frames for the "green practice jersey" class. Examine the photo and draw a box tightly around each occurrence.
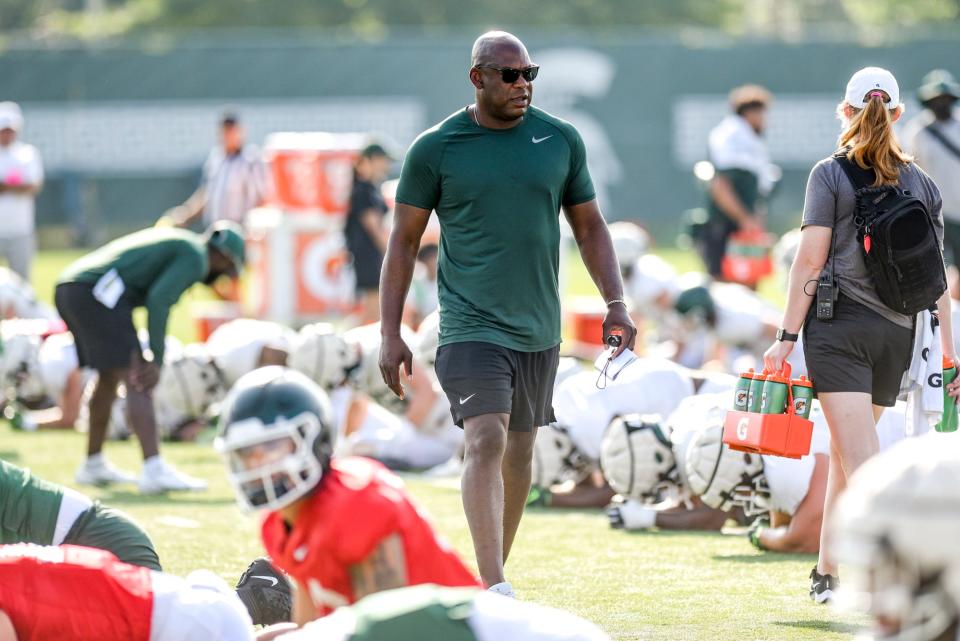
[58,227,209,364]
[309,586,478,641]
[0,459,63,545]
[396,106,596,352]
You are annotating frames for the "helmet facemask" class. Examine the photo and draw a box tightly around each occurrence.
[219,411,326,512]
[718,455,770,517]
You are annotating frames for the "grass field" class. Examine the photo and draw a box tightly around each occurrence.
[9,248,863,641]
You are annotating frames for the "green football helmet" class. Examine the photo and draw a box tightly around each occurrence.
[216,366,334,512]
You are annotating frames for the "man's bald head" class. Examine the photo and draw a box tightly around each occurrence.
[471,31,529,67]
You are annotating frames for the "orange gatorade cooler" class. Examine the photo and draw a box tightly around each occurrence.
[721,231,774,287]
[264,132,366,215]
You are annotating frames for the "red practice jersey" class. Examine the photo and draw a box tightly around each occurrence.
[0,544,153,641]
[262,457,479,616]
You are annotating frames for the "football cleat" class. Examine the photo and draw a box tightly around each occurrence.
[809,567,837,604]
[235,557,293,625]
[75,456,138,486]
[138,459,208,494]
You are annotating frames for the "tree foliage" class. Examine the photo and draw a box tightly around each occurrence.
[2,0,959,39]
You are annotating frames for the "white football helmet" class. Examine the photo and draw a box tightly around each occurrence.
[628,254,680,310]
[832,435,960,641]
[216,367,335,512]
[773,228,802,275]
[153,344,227,420]
[684,424,769,516]
[414,311,440,370]
[600,414,677,502]
[0,332,44,401]
[608,221,650,273]
[288,323,361,390]
[531,423,593,488]
[0,268,55,320]
[343,323,416,413]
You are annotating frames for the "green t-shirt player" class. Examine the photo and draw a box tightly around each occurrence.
[0,458,160,570]
[379,31,636,594]
[55,222,245,494]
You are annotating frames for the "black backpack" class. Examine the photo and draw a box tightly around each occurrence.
[833,152,946,315]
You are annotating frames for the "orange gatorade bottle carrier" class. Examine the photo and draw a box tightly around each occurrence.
[722,362,814,459]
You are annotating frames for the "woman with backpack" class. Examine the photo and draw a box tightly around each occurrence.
[763,67,960,604]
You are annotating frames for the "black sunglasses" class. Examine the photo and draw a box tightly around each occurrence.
[475,64,539,84]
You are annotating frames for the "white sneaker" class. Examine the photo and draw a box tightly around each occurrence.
[487,581,516,599]
[75,457,138,486]
[138,459,208,495]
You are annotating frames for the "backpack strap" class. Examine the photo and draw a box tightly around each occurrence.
[832,151,876,190]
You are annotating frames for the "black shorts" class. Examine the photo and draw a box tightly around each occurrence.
[434,341,560,432]
[803,292,913,407]
[54,282,141,372]
[696,217,736,278]
[349,247,384,293]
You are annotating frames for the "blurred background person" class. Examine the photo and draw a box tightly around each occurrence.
[698,85,775,279]
[345,142,393,325]
[167,112,268,228]
[905,70,960,264]
[0,102,43,281]
[55,222,245,494]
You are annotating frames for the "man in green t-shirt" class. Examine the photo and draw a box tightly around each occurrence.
[54,222,244,494]
[378,31,635,594]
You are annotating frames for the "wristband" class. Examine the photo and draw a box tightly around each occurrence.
[606,298,626,308]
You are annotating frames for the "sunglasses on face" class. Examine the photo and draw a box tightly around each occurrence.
[475,64,540,84]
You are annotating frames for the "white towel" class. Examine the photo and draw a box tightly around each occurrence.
[902,310,943,436]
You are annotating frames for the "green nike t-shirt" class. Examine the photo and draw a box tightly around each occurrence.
[396,106,596,352]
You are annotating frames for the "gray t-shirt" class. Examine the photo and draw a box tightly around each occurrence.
[801,156,944,329]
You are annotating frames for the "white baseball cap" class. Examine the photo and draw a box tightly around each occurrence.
[0,102,23,132]
[844,67,901,109]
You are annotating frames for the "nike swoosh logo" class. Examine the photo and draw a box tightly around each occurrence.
[459,394,476,404]
[531,135,553,144]
[252,575,279,587]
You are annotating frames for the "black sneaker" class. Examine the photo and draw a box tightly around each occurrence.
[235,557,293,625]
[809,567,838,604]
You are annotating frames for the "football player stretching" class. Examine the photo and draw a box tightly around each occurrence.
[216,366,479,627]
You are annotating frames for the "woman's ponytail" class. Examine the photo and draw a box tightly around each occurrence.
[837,94,911,186]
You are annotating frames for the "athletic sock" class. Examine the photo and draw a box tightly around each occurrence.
[86,453,104,466]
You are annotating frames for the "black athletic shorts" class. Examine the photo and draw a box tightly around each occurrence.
[803,292,913,407]
[434,341,560,432]
[697,217,736,278]
[54,282,141,371]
